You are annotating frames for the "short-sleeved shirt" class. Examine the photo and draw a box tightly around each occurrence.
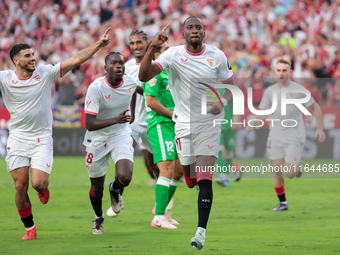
[125,58,147,127]
[154,44,234,128]
[0,63,63,141]
[259,81,315,143]
[142,70,174,129]
[83,75,137,148]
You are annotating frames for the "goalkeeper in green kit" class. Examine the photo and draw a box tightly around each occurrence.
[216,88,244,187]
[142,42,183,229]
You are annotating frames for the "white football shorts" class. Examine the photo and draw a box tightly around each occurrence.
[85,131,134,178]
[6,135,53,174]
[174,122,221,166]
[266,138,304,166]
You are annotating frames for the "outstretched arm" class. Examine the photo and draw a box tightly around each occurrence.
[62,28,111,76]
[312,102,326,143]
[139,24,169,82]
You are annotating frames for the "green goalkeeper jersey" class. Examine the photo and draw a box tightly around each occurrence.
[143,70,174,129]
[219,88,233,130]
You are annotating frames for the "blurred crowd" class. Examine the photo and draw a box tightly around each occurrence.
[1,0,340,108]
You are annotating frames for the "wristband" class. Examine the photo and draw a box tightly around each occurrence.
[221,98,228,106]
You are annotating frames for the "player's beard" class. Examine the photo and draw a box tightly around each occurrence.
[20,62,35,72]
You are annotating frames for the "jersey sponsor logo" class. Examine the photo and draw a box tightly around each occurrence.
[127,87,133,95]
[149,79,157,86]
[181,58,188,63]
[208,145,214,149]
[207,58,215,67]
[12,80,18,84]
[33,74,41,82]
[105,94,111,99]
[46,163,51,167]
[86,101,92,108]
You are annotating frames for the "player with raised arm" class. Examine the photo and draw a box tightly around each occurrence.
[142,42,183,229]
[139,17,234,250]
[246,58,326,211]
[0,28,111,240]
[126,30,158,186]
[83,52,137,234]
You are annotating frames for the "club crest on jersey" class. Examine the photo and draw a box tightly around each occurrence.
[149,79,157,86]
[86,101,92,108]
[127,88,133,96]
[33,74,41,82]
[207,59,215,67]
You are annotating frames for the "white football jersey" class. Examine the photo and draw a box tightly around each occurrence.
[125,58,147,127]
[83,75,137,147]
[0,63,62,140]
[154,44,234,125]
[259,81,315,143]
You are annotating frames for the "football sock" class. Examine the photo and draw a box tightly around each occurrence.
[89,188,103,218]
[119,187,124,196]
[275,186,286,202]
[155,177,170,216]
[111,176,130,191]
[18,205,34,229]
[184,176,197,188]
[197,179,213,229]
[167,178,179,204]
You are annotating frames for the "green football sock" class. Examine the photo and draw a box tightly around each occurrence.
[155,177,170,216]
[167,178,179,204]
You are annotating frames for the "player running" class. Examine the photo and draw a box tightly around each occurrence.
[83,52,137,234]
[0,28,111,240]
[126,30,158,186]
[142,42,183,229]
[139,17,235,250]
[246,58,326,211]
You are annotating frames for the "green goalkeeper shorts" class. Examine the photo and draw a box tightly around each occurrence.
[148,123,179,164]
[220,129,235,150]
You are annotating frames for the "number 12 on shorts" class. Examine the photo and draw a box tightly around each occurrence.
[165,141,174,152]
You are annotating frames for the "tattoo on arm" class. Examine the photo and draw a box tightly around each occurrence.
[76,48,92,61]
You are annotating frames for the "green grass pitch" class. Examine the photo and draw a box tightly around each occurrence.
[0,157,339,254]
